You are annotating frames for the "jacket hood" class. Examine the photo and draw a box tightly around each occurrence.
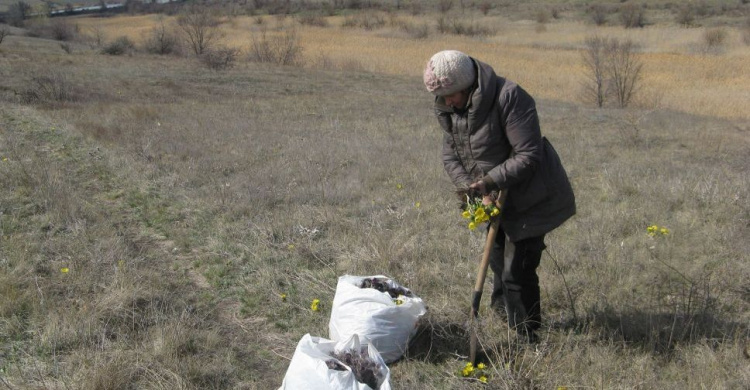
[435,58,499,128]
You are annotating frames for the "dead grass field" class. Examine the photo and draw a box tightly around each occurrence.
[71,12,750,120]
[1,5,749,390]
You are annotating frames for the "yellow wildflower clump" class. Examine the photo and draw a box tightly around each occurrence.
[311,298,320,312]
[647,224,670,237]
[461,196,501,231]
[460,361,489,383]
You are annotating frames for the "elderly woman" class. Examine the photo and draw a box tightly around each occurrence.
[424,50,576,342]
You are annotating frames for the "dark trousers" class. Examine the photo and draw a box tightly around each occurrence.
[488,226,546,334]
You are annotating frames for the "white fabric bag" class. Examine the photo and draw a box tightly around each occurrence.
[279,333,391,390]
[329,275,427,363]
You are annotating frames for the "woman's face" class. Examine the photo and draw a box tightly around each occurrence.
[443,89,470,109]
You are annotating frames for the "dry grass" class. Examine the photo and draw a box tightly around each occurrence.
[72,13,750,120]
[1,7,749,390]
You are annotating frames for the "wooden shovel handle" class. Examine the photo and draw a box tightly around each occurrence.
[469,191,507,364]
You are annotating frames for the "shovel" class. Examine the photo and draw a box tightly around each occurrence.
[469,190,507,365]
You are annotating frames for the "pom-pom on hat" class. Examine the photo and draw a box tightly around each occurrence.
[423,50,476,96]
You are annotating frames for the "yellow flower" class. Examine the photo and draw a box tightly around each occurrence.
[60,267,69,274]
[479,375,488,383]
[647,225,658,233]
[396,183,403,189]
[475,207,486,218]
[490,208,500,217]
[660,227,669,235]
[468,222,477,231]
[462,210,471,219]
[477,363,486,370]
[280,293,287,301]
[287,244,295,250]
[1,157,7,162]
[311,298,320,312]
[394,298,404,305]
[415,201,421,208]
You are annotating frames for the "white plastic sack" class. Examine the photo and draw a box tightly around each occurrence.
[329,275,427,363]
[279,333,391,390]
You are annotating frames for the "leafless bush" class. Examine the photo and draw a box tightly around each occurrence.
[144,20,180,55]
[249,27,304,66]
[59,42,72,54]
[18,72,77,104]
[620,2,646,28]
[50,19,78,41]
[535,9,550,24]
[297,14,329,27]
[475,1,489,15]
[342,13,386,30]
[437,16,490,36]
[201,46,240,70]
[702,28,727,54]
[588,4,608,26]
[605,38,643,108]
[409,1,423,15]
[101,36,135,55]
[0,26,10,45]
[84,25,105,49]
[7,1,30,27]
[581,36,643,108]
[582,36,608,108]
[675,5,696,27]
[177,6,221,55]
[401,22,429,39]
[437,0,453,13]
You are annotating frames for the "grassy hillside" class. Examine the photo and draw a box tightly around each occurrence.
[1,12,749,390]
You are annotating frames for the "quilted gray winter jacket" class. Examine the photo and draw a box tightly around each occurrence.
[434,58,575,241]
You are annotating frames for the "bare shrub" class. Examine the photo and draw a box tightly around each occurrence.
[0,26,10,45]
[177,6,221,56]
[437,0,453,13]
[7,1,31,27]
[297,14,329,27]
[581,36,643,108]
[605,38,643,108]
[588,4,608,26]
[84,25,105,49]
[675,5,696,27]
[249,27,304,66]
[144,20,180,55]
[60,42,72,54]
[342,13,386,30]
[437,17,490,37]
[101,36,135,55]
[478,1,491,16]
[401,22,429,39]
[535,9,550,24]
[409,1,423,15]
[702,27,727,54]
[201,46,239,70]
[18,72,77,104]
[50,19,78,41]
[582,36,608,108]
[620,2,646,28]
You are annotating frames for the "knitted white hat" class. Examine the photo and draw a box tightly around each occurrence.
[423,50,476,96]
